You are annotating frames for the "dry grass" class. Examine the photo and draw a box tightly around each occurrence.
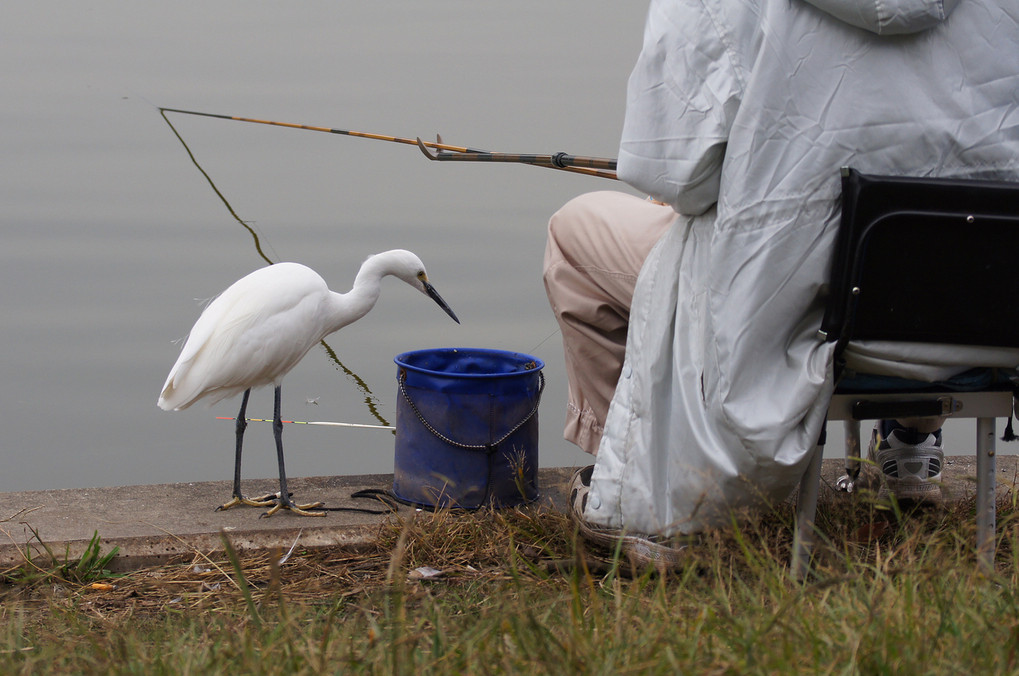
[0,505,577,621]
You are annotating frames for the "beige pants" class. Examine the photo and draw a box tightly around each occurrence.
[542,191,676,454]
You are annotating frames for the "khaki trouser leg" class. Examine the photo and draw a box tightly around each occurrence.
[542,191,676,454]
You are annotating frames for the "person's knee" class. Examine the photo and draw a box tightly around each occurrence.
[548,193,595,252]
[547,191,622,267]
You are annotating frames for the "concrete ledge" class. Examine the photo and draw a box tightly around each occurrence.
[1,460,1014,574]
[0,468,578,573]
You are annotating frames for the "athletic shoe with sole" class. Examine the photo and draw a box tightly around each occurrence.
[868,422,944,504]
[568,465,689,570]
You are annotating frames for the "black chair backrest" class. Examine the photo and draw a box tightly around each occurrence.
[820,167,1019,352]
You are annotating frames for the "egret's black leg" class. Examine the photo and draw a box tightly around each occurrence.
[216,389,276,511]
[262,385,325,517]
[232,389,250,496]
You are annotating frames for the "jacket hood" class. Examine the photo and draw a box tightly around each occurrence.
[801,0,960,34]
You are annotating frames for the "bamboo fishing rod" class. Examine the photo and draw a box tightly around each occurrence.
[159,106,618,180]
[160,107,485,154]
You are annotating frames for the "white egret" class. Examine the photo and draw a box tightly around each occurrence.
[158,250,459,517]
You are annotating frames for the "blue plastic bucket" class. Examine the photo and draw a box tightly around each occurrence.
[393,348,544,509]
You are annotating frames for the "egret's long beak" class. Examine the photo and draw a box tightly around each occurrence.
[424,281,460,324]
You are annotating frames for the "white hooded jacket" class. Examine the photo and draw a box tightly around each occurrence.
[587,0,1019,534]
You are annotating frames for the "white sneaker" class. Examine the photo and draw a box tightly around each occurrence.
[568,466,689,570]
[868,423,944,504]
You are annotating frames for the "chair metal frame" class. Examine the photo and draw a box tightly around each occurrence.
[791,167,1019,577]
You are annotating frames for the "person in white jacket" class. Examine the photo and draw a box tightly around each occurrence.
[544,0,1019,560]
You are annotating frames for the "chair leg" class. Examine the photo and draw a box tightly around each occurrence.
[792,443,824,579]
[975,417,997,570]
[836,420,863,492]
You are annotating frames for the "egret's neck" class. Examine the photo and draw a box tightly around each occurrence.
[325,257,389,332]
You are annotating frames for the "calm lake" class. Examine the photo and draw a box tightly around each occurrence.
[2,2,997,494]
[1,2,648,492]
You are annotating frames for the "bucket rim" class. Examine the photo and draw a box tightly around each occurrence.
[394,347,544,378]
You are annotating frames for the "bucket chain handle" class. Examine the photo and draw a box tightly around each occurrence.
[398,370,545,452]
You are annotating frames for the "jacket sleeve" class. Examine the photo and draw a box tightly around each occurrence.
[617,0,746,216]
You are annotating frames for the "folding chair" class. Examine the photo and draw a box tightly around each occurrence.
[791,167,1019,577]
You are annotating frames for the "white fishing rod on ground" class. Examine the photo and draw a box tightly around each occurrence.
[217,417,395,431]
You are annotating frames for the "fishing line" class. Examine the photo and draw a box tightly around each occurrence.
[160,109,277,265]
[528,326,562,355]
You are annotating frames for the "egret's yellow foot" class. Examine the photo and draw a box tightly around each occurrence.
[260,498,326,518]
[216,492,280,511]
